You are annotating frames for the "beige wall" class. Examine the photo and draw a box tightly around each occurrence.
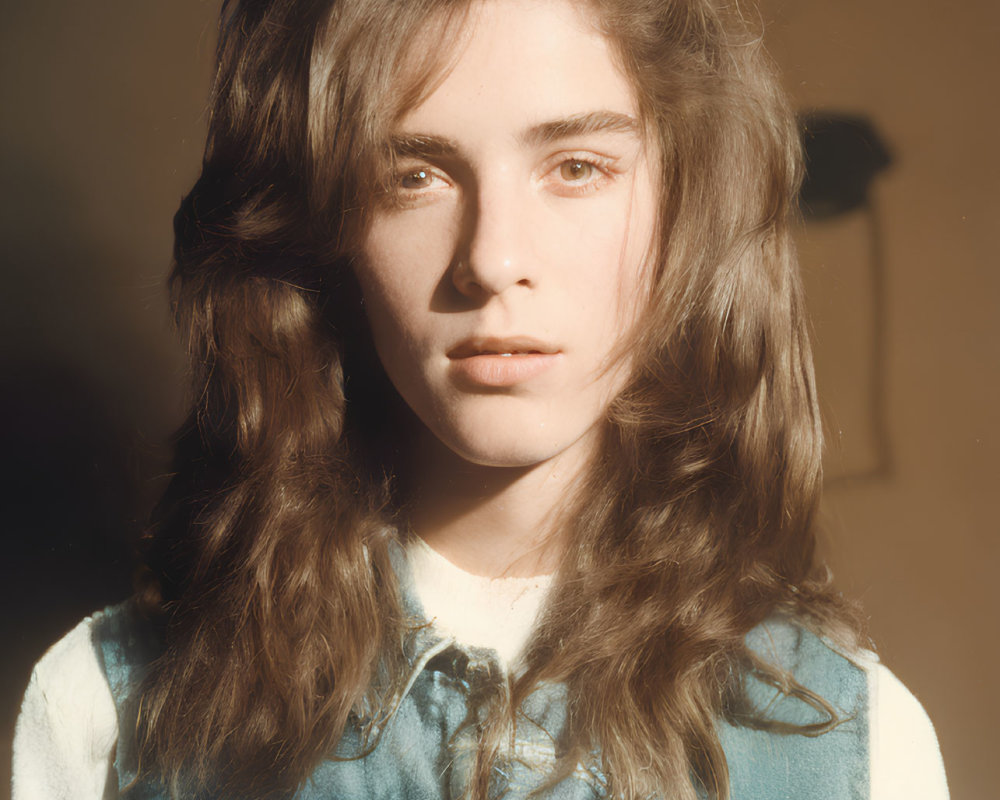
[1,1,995,797]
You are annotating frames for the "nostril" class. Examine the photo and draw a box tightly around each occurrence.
[450,255,533,297]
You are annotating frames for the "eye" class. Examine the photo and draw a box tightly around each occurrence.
[559,160,596,183]
[542,153,616,197]
[400,168,437,190]
[385,163,451,208]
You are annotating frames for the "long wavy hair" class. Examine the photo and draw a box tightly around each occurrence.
[134,0,863,798]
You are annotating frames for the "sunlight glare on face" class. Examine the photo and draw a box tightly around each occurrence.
[355,0,659,473]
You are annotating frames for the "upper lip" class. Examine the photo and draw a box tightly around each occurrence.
[447,336,560,358]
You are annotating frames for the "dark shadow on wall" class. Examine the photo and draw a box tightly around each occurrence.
[798,111,894,484]
[0,360,138,724]
[0,152,180,766]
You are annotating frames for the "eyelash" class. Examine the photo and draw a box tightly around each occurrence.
[398,167,448,191]
[541,152,616,196]
[385,165,451,208]
[388,151,618,205]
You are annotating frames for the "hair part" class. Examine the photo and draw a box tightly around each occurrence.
[137,1,865,798]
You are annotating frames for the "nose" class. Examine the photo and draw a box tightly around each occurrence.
[451,177,533,299]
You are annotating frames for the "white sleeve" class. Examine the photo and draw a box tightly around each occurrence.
[868,659,949,800]
[11,614,120,800]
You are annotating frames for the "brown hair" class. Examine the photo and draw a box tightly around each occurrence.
[135,0,863,798]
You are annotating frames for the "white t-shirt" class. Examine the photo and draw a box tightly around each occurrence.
[12,540,949,799]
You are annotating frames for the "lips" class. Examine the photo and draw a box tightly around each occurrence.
[447,337,559,359]
[447,337,561,387]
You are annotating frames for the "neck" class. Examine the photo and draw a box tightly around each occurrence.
[402,428,596,579]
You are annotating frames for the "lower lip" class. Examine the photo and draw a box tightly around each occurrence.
[448,353,560,387]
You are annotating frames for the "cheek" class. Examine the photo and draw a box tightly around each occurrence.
[361,197,456,282]
[603,177,658,333]
[355,222,451,352]
[554,200,653,337]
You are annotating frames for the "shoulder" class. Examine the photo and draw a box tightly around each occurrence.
[87,599,161,696]
[723,618,948,800]
[12,610,120,800]
[717,618,869,799]
[743,616,869,724]
[863,654,950,800]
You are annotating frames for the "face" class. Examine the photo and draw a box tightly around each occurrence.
[355,0,658,470]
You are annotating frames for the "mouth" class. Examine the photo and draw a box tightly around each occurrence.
[446,337,561,387]
[447,337,559,359]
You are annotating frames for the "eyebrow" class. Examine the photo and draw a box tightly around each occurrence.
[388,111,640,160]
[389,133,461,160]
[520,111,639,147]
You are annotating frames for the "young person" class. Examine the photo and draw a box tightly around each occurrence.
[13,0,949,798]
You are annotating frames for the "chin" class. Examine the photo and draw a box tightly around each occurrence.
[429,414,600,472]
[446,441,559,469]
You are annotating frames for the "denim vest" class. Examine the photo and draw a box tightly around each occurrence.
[92,550,869,799]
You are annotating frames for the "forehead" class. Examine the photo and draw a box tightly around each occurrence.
[393,0,637,138]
